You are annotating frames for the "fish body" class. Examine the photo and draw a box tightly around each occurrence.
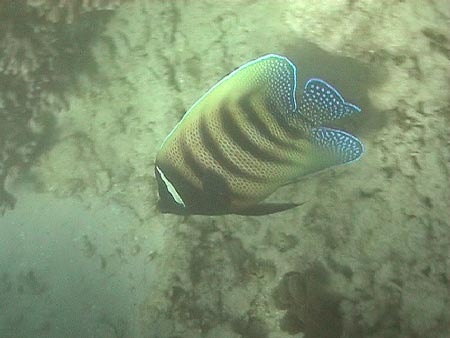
[155,54,363,215]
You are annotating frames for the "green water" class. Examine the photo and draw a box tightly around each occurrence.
[0,1,448,337]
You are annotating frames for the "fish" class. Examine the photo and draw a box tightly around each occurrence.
[155,54,364,216]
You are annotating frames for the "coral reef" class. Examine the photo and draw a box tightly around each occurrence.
[26,0,123,23]
[0,0,123,214]
[273,263,343,338]
[1,1,445,337]
[138,218,277,338]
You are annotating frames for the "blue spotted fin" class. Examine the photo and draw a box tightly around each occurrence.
[309,127,364,169]
[281,77,364,178]
[299,78,361,126]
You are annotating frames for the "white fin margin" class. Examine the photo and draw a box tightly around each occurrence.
[156,166,186,207]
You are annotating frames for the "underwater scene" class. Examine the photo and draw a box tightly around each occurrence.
[0,0,448,337]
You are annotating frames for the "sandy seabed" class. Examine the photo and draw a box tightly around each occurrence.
[0,1,449,337]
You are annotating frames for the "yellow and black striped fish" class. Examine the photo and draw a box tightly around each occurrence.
[155,54,363,215]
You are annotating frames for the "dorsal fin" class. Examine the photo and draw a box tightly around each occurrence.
[248,54,298,115]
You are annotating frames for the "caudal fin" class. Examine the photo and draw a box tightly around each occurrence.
[299,78,361,126]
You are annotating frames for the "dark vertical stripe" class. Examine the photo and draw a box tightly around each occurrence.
[175,125,255,201]
[245,96,294,151]
[180,136,204,185]
[220,97,293,165]
[261,95,308,142]
[198,117,266,182]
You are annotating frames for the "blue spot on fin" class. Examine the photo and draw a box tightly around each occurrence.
[311,127,364,166]
[299,79,361,126]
